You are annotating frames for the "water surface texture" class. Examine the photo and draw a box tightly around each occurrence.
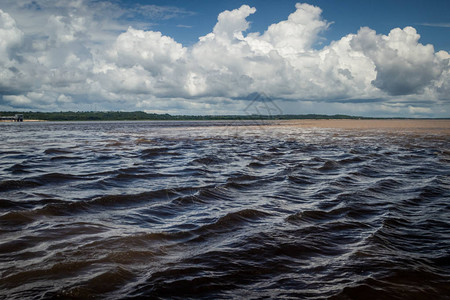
[1,120,449,299]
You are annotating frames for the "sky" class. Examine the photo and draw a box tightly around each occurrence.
[0,0,449,117]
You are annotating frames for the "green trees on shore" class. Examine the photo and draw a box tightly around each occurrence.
[0,111,367,121]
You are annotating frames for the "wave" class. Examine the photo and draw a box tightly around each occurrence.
[0,179,41,192]
[43,148,73,155]
[330,270,450,299]
[190,156,228,166]
[198,209,271,232]
[1,120,449,300]
[140,147,180,158]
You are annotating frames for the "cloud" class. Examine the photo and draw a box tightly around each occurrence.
[260,3,330,54]
[0,9,29,95]
[350,26,446,96]
[417,23,450,28]
[212,5,256,40]
[3,94,32,107]
[0,1,448,116]
[132,4,195,21]
[0,9,23,61]
[109,28,186,71]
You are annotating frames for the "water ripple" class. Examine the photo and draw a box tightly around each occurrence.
[0,120,449,299]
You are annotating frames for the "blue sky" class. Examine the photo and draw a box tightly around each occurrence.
[134,0,450,50]
[0,0,449,117]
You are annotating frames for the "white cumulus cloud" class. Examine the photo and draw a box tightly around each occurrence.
[0,9,23,61]
[0,1,448,117]
[351,26,446,96]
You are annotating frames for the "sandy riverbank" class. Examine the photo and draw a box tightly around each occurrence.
[278,119,450,134]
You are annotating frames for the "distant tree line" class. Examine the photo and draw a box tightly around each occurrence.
[0,111,374,121]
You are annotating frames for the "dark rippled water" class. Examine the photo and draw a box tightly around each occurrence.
[1,120,449,299]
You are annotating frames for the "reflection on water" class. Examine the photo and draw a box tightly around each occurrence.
[0,121,449,299]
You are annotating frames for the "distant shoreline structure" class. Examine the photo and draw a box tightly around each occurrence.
[0,119,45,122]
[0,111,449,122]
[0,114,23,122]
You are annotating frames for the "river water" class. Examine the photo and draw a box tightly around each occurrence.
[0,120,449,299]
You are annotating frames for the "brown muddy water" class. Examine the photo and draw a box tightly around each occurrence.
[0,120,449,299]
